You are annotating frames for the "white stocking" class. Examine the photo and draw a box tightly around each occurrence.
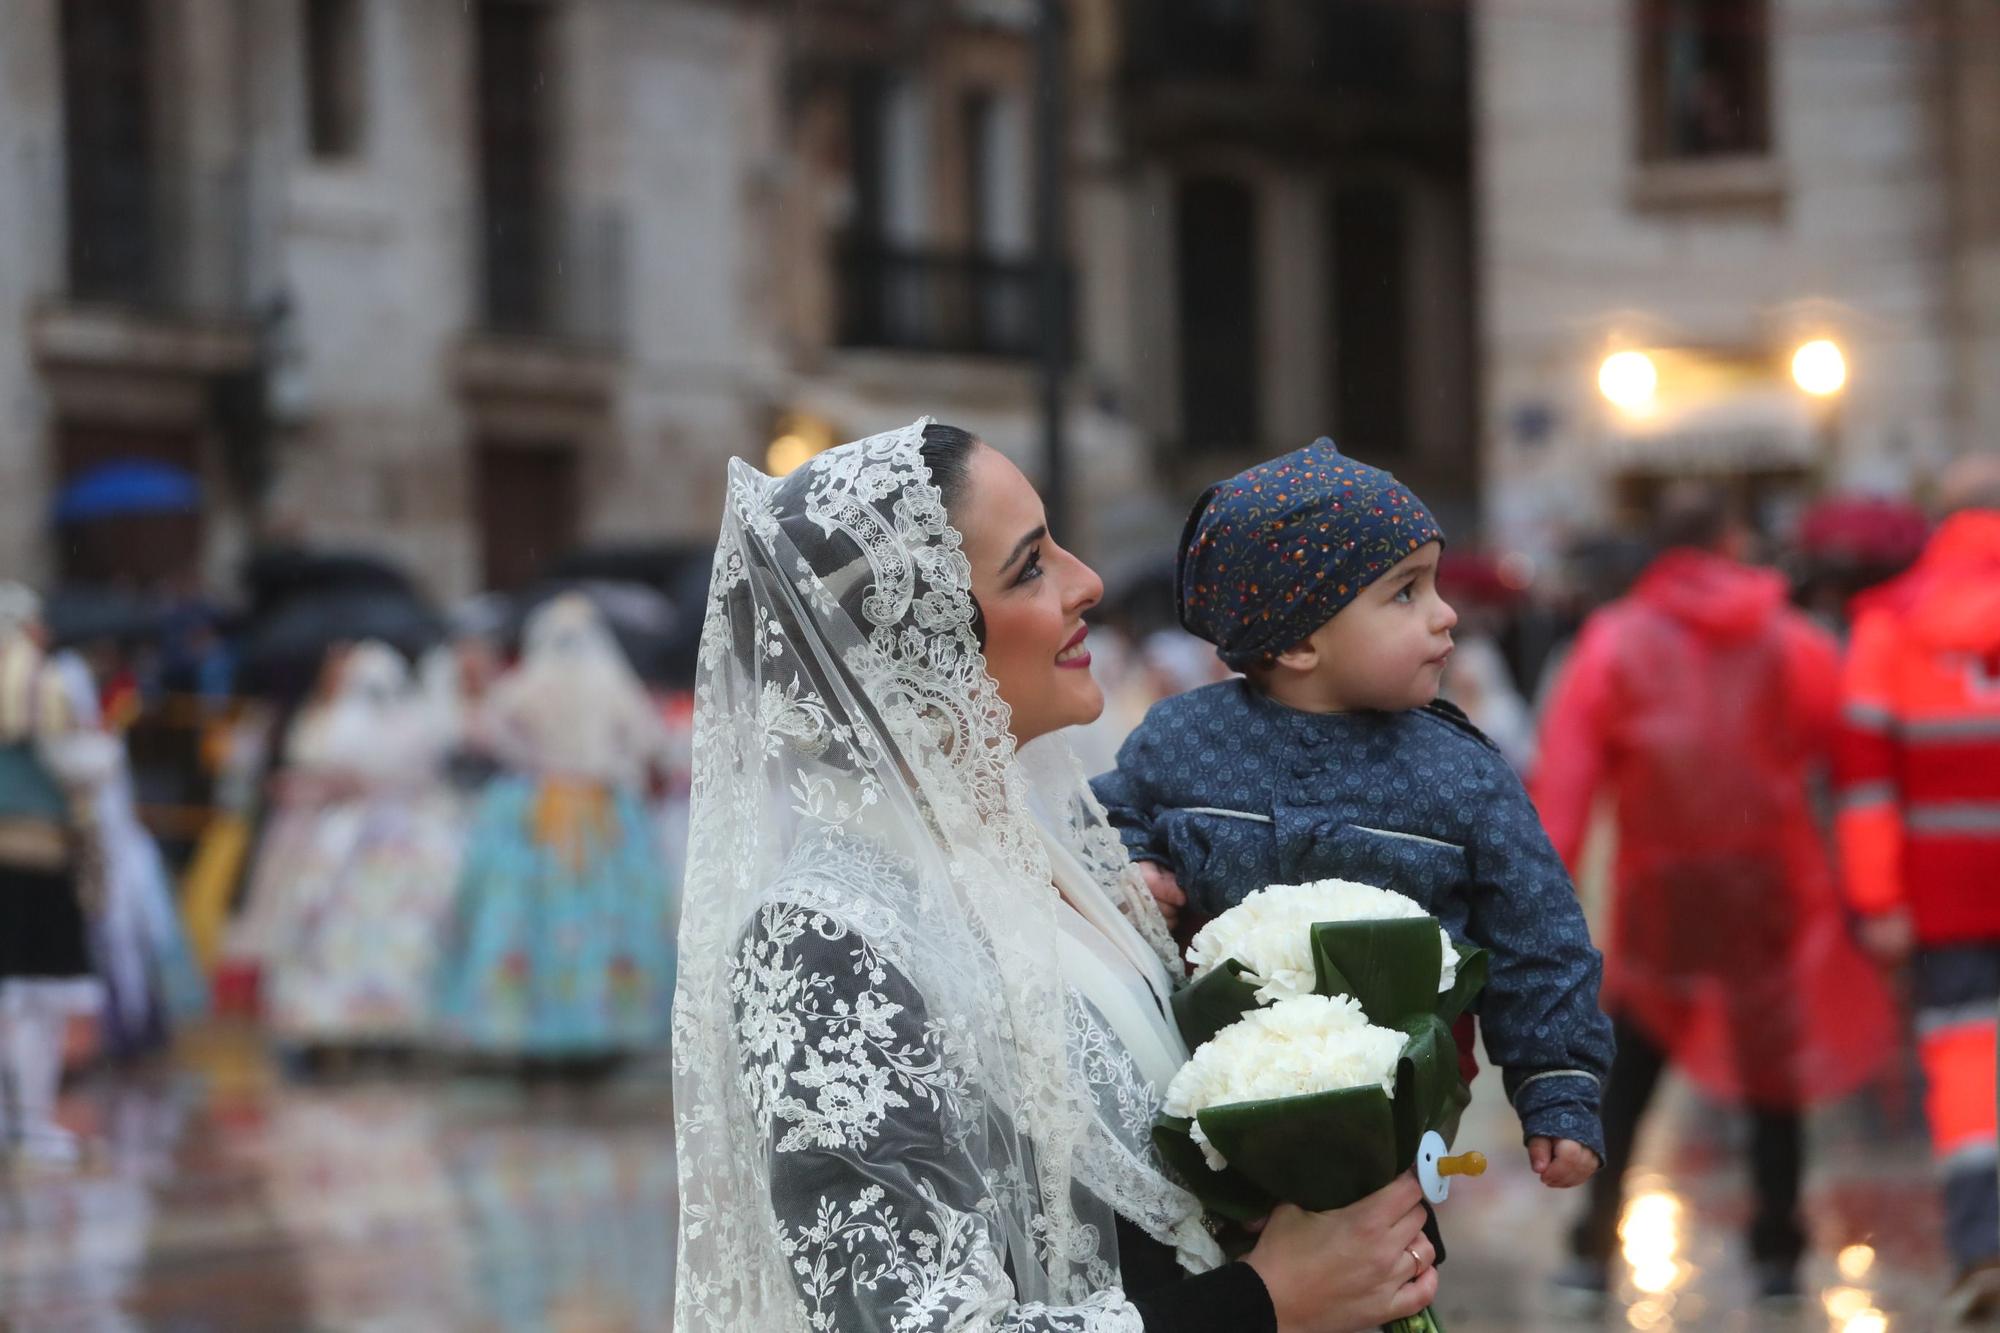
[0,984,78,1162]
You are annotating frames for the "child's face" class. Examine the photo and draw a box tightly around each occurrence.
[1287,542,1457,712]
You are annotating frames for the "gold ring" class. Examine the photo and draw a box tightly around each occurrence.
[1407,1246,1425,1276]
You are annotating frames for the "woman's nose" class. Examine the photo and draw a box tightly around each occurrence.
[1066,550,1104,615]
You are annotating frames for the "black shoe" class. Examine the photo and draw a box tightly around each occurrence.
[1753,1260,1802,1304]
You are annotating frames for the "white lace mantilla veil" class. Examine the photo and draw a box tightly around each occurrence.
[672,419,1222,1332]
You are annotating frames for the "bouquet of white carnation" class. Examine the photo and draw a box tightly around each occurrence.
[1186,879,1463,1007]
[1172,877,1486,1050]
[1163,993,1405,1171]
[1154,879,1491,1333]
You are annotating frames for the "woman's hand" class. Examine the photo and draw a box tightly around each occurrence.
[1242,1173,1439,1333]
[1136,861,1186,932]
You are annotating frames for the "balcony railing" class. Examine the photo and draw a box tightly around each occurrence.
[472,202,628,352]
[836,239,1066,359]
[53,157,254,322]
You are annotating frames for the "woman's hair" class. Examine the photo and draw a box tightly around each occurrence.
[920,423,987,647]
[919,423,980,513]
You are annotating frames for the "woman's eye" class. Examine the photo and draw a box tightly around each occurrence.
[1016,552,1045,586]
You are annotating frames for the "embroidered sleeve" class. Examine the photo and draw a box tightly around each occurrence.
[733,902,1146,1332]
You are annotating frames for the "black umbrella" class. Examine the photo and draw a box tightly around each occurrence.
[542,542,710,593]
[241,546,416,615]
[235,588,443,699]
[42,584,168,649]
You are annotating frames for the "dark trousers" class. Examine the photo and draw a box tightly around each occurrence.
[1571,1013,1806,1269]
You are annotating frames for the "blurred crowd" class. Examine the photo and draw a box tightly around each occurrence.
[4,456,2000,1305]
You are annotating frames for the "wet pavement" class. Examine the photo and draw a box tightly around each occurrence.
[0,1024,1952,1330]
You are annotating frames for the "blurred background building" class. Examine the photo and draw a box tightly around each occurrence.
[1,0,1996,596]
[1478,0,2000,561]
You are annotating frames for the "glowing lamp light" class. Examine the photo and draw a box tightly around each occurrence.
[1599,351,1660,414]
[766,433,820,477]
[1792,339,1848,397]
[1837,1245,1876,1281]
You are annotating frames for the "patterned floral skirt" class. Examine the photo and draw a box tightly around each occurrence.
[247,791,465,1044]
[432,777,674,1055]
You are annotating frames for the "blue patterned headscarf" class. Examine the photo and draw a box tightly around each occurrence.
[1176,440,1444,670]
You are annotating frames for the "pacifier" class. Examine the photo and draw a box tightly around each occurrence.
[1416,1130,1486,1204]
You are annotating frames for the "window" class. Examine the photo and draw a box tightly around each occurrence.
[963,90,1029,261]
[1317,0,1414,97]
[1175,177,1259,452]
[305,0,365,160]
[61,0,155,302]
[1638,0,1771,161]
[475,0,555,333]
[475,440,578,592]
[1153,0,1260,78]
[1329,183,1411,460]
[837,72,1043,357]
[848,69,929,247]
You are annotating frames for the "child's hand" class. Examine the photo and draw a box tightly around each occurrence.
[1528,1137,1599,1188]
[1136,861,1186,932]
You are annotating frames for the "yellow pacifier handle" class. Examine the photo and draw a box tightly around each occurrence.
[1438,1152,1487,1179]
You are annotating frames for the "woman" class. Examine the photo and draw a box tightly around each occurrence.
[0,585,104,1165]
[434,595,675,1057]
[673,421,1439,1332]
[238,641,461,1048]
[49,649,205,1058]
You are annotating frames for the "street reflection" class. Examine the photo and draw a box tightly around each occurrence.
[1620,1181,1692,1299]
[1838,1242,1877,1281]
[0,1031,678,1331]
[0,1031,1955,1330]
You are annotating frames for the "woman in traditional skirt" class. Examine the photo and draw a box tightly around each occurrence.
[433,595,675,1060]
[49,650,206,1059]
[0,586,105,1166]
[238,641,461,1051]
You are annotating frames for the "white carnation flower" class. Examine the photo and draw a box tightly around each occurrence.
[1162,993,1408,1171]
[1186,878,1460,1004]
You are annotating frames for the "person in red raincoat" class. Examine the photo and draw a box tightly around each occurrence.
[1532,484,1896,1301]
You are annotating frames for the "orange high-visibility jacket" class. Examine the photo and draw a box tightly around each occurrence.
[1835,511,2000,945]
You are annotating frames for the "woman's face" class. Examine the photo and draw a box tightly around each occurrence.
[953,445,1105,746]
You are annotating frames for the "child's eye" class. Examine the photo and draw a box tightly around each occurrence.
[1393,583,1416,604]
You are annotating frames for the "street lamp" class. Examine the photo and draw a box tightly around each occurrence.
[1598,351,1659,415]
[1791,339,1847,397]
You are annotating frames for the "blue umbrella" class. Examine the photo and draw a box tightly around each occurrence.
[54,461,201,525]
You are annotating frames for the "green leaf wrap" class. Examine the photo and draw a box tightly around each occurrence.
[1151,1116,1272,1224]
[1310,918,1442,1027]
[1170,958,1265,1050]
[1438,946,1488,1024]
[1191,1086,1399,1213]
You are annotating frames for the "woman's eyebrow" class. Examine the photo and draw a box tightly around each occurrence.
[999,525,1048,574]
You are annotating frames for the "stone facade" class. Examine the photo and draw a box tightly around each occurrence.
[1475,0,1991,558]
[0,0,1167,600]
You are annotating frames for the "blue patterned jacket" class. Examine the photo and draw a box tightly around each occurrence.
[1092,680,1614,1158]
